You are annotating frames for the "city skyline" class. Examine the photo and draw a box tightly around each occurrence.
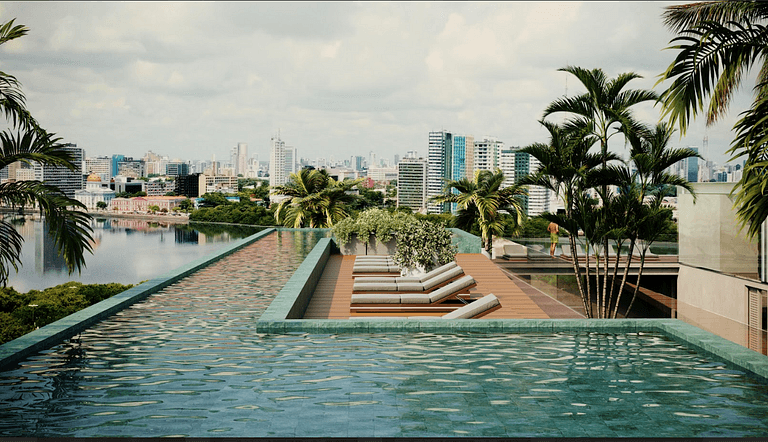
[0,2,753,166]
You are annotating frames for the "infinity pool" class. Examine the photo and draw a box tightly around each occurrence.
[1,230,767,437]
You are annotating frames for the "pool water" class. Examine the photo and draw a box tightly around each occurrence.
[1,230,767,437]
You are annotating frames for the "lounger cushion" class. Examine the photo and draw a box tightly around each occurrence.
[399,293,431,304]
[502,244,526,258]
[352,282,398,291]
[350,294,402,304]
[428,275,475,303]
[353,265,395,273]
[442,294,499,319]
[421,266,464,291]
[353,276,398,283]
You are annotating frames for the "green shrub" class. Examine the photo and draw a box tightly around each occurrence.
[0,282,134,345]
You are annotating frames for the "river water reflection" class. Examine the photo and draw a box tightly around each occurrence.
[7,215,264,292]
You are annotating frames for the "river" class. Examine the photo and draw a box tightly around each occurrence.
[5,215,264,292]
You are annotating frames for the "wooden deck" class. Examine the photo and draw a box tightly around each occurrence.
[303,254,582,319]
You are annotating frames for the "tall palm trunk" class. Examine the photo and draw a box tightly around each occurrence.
[624,251,649,317]
[568,232,591,318]
[611,239,636,319]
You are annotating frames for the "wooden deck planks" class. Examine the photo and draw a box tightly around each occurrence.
[303,254,552,319]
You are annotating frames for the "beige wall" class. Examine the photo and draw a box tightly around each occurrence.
[677,264,768,348]
[678,182,758,275]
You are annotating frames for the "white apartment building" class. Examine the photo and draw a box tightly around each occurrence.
[474,136,503,172]
[427,130,452,213]
[84,156,112,183]
[397,157,428,213]
[269,136,297,187]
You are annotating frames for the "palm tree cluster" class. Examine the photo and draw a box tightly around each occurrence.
[658,1,768,238]
[431,169,527,254]
[522,67,700,319]
[0,19,94,287]
[271,168,362,228]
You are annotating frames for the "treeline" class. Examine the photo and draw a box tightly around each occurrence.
[0,282,134,345]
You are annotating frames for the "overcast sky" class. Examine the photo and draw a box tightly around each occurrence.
[0,1,754,167]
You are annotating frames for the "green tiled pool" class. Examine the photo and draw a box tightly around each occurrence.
[1,229,767,437]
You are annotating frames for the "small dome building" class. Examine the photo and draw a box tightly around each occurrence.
[75,172,116,210]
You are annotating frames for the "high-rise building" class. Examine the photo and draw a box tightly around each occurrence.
[450,135,474,213]
[84,156,112,183]
[511,149,550,217]
[427,130,453,213]
[269,136,297,187]
[116,157,145,179]
[39,144,84,198]
[474,136,503,172]
[397,157,428,213]
[235,142,248,176]
[111,154,125,177]
[175,173,202,198]
[687,147,699,183]
[166,162,189,177]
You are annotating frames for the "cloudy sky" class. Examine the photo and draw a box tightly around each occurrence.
[0,1,755,166]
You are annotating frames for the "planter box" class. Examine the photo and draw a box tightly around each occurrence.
[337,233,397,256]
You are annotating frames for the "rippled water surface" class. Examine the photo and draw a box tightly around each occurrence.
[1,231,767,437]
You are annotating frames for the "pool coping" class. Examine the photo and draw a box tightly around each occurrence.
[0,227,277,371]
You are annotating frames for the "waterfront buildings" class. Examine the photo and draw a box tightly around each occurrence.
[39,144,84,198]
[110,195,188,213]
[74,173,116,210]
[397,157,428,213]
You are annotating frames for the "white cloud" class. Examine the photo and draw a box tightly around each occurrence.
[0,1,749,165]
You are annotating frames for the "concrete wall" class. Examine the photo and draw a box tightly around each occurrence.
[677,264,759,346]
[678,182,758,275]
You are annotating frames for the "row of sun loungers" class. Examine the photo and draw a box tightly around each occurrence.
[349,256,499,318]
[352,255,399,273]
[560,243,658,261]
[352,261,463,292]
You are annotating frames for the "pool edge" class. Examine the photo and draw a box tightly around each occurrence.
[0,227,277,371]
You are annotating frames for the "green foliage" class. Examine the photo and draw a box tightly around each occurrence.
[178,198,194,212]
[184,222,264,239]
[0,282,133,344]
[198,192,231,208]
[515,216,561,238]
[96,201,108,210]
[272,169,362,228]
[189,200,278,226]
[658,1,768,238]
[0,20,94,286]
[332,208,456,272]
[431,169,526,252]
[393,217,456,271]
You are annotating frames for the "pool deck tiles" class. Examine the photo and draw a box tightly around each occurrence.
[303,253,581,319]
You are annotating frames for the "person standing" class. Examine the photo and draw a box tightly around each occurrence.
[547,221,559,256]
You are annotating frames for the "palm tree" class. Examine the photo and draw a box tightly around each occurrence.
[543,66,658,316]
[519,121,612,318]
[0,19,94,287]
[272,168,362,228]
[657,1,768,237]
[607,123,700,318]
[431,169,526,254]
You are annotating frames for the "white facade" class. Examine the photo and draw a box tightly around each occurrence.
[397,158,428,213]
[269,136,297,187]
[474,136,503,172]
[74,173,116,210]
[84,156,112,183]
[427,130,452,214]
